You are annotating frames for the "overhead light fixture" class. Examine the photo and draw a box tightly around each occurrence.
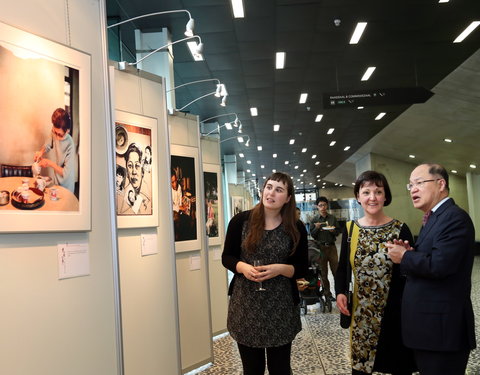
[118,35,203,70]
[451,170,458,174]
[315,114,323,122]
[220,135,250,147]
[375,112,386,120]
[257,146,262,151]
[350,22,367,44]
[439,0,449,2]
[327,128,335,134]
[167,78,221,93]
[107,9,195,37]
[329,141,336,146]
[311,154,317,159]
[273,124,280,131]
[261,165,265,169]
[444,138,453,143]
[273,153,277,158]
[246,160,251,164]
[453,21,480,43]
[289,139,295,145]
[230,0,245,18]
[276,52,286,69]
[285,161,289,165]
[357,106,364,110]
[200,112,240,136]
[299,93,308,104]
[239,153,244,158]
[294,166,299,169]
[315,161,320,165]
[344,146,351,151]
[470,164,477,169]
[361,66,376,81]
[301,148,307,153]
[409,154,416,158]
[250,107,258,116]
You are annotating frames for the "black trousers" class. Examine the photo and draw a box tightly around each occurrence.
[414,348,470,375]
[237,342,292,375]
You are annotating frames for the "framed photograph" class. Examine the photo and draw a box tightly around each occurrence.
[203,163,223,246]
[171,145,201,252]
[0,21,91,232]
[115,110,158,228]
[231,195,244,218]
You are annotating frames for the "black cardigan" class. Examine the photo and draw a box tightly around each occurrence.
[222,210,309,305]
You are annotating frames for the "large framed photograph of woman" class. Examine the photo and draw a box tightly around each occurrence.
[0,21,91,232]
[115,110,158,229]
[203,163,223,246]
[170,145,201,252]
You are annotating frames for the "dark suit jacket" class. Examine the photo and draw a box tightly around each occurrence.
[401,198,476,351]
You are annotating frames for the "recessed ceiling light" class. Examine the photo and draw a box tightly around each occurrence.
[252,173,256,177]
[187,42,204,61]
[230,0,245,18]
[350,22,367,44]
[263,176,266,179]
[297,178,301,182]
[323,182,326,185]
[444,138,453,143]
[276,52,285,69]
[357,106,364,109]
[315,114,323,122]
[294,166,298,169]
[273,124,280,131]
[439,0,449,2]
[315,161,320,165]
[361,66,376,81]
[300,174,304,177]
[257,146,262,151]
[301,148,307,153]
[375,112,386,120]
[409,155,415,158]
[272,169,276,173]
[237,136,244,143]
[303,169,307,173]
[470,164,477,169]
[246,169,250,173]
[451,170,457,174]
[246,160,251,164]
[344,146,351,151]
[239,153,244,158]
[335,183,339,186]
[285,161,289,165]
[250,107,258,116]
[329,141,336,146]
[273,153,277,158]
[311,154,317,159]
[327,128,335,135]
[453,21,480,43]
[299,93,308,104]
[317,179,321,182]
[289,139,295,145]
[261,164,265,168]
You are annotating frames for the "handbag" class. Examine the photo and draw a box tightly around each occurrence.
[340,221,354,329]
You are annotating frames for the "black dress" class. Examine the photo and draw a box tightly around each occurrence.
[222,210,308,348]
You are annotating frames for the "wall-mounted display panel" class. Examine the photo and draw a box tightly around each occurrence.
[203,163,223,246]
[0,21,91,232]
[171,144,201,252]
[115,110,158,228]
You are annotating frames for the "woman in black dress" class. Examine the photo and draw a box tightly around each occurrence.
[222,172,308,375]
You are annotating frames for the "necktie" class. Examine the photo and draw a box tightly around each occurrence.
[422,210,432,226]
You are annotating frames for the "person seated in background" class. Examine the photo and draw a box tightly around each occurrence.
[34,108,75,193]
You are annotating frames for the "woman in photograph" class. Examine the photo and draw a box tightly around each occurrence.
[335,170,417,375]
[222,172,308,375]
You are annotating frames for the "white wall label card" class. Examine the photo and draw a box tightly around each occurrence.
[189,255,201,271]
[141,233,158,256]
[57,243,90,279]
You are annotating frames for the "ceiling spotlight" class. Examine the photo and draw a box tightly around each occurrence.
[185,17,195,36]
[220,95,227,107]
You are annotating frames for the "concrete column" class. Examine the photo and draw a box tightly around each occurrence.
[134,27,176,111]
[466,172,480,240]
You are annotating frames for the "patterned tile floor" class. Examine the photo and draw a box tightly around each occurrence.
[193,257,480,375]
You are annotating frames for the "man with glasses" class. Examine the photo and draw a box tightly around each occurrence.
[387,163,476,375]
[309,196,339,302]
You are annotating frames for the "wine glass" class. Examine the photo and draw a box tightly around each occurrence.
[253,260,267,291]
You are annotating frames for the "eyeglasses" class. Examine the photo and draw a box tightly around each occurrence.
[406,179,441,191]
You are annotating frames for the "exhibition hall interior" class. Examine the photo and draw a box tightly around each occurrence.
[0,1,479,374]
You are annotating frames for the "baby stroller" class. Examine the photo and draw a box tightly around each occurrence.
[298,240,332,314]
